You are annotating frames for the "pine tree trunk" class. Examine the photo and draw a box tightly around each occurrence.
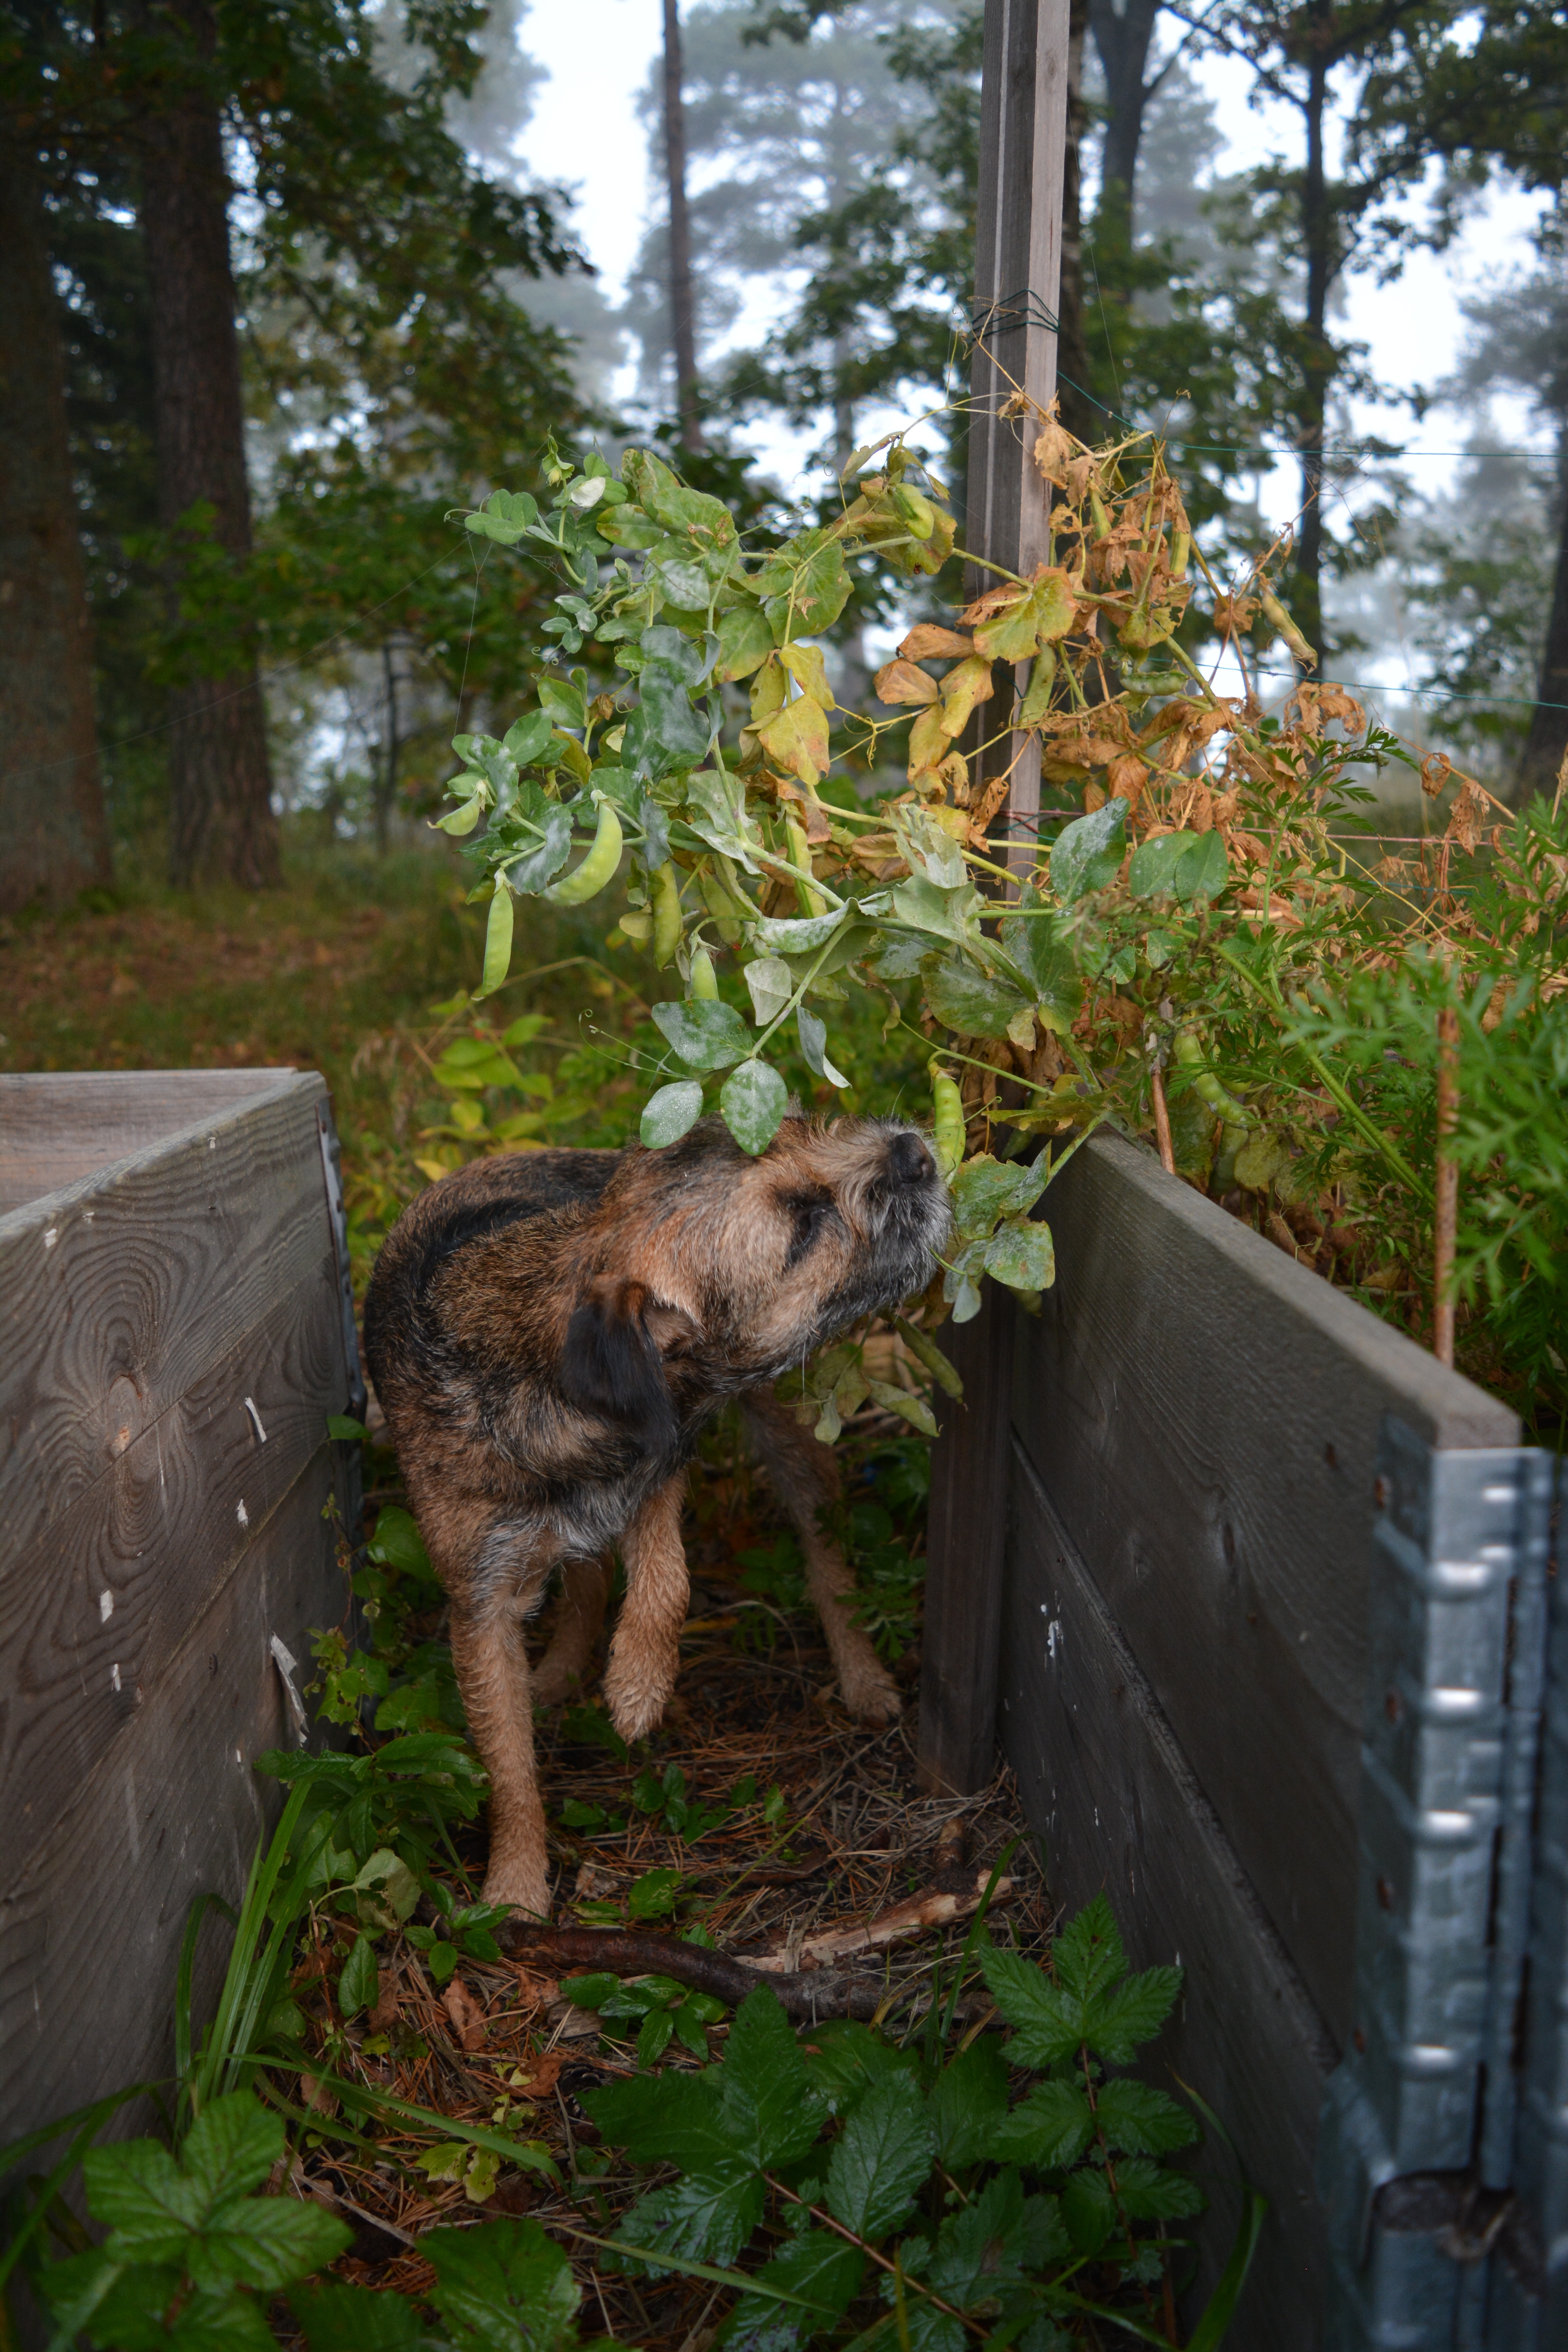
[1088,0,1160,227]
[1519,455,1568,801]
[139,0,280,889]
[662,0,704,454]
[0,149,114,916]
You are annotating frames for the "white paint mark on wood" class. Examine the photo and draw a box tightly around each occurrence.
[237,1499,249,1528]
[43,1228,58,1249]
[1045,1618,1062,1661]
[245,1397,268,1443]
[99,1589,113,1622]
[111,1662,121,1691]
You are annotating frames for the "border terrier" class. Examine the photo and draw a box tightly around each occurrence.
[363,1113,950,1916]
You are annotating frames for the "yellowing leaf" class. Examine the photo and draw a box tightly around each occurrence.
[908,704,950,775]
[898,624,974,661]
[874,659,940,707]
[780,642,836,708]
[758,694,830,789]
[750,656,787,726]
[939,655,997,738]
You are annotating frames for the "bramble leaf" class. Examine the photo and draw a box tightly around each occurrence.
[722,2228,865,2352]
[926,2036,1009,2173]
[717,1988,825,2168]
[1092,2080,1199,2158]
[426,2214,582,2352]
[826,2073,934,2240]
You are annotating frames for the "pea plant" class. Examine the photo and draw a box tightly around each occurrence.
[442,406,1565,1432]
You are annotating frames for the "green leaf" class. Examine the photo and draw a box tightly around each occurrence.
[291,2276,424,2351]
[990,2078,1096,2170]
[927,2169,1068,2305]
[723,2229,866,2352]
[502,712,557,768]
[949,1154,1047,1241]
[627,1867,682,1920]
[721,1060,789,1156]
[802,2023,921,2119]
[539,677,588,733]
[745,955,795,1026]
[652,998,753,1071]
[427,2214,582,2352]
[926,2036,1009,2173]
[1111,2157,1206,2221]
[626,659,711,779]
[998,902,1084,1034]
[752,907,851,956]
[1060,2169,1118,2259]
[584,2072,731,2170]
[1092,2081,1198,2158]
[797,1007,849,1088]
[638,2009,677,2068]
[825,2073,934,2240]
[327,1416,370,1442]
[614,2164,767,2275]
[1052,1894,1126,2006]
[642,1080,705,1148]
[983,1220,1056,1292]
[338,1932,380,2021]
[185,2201,350,2299]
[717,602,777,682]
[366,1507,432,1578]
[1050,800,1127,902]
[922,956,1032,1042]
[1083,1966,1183,2064]
[980,1948,1083,2069]
[1127,830,1201,899]
[1174,828,1229,903]
[716,1988,825,2169]
[755,532,852,639]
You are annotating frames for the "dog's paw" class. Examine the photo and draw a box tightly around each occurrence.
[482,1862,553,1920]
[528,1658,583,1709]
[838,1666,903,1726]
[604,1659,674,1745]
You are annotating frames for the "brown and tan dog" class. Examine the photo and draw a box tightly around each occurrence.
[363,1113,950,1916]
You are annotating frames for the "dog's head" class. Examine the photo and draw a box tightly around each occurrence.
[558,1116,951,1427]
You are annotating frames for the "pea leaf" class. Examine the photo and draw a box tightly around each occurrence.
[652,1000,753,1071]
[1051,799,1128,902]
[825,2074,934,2240]
[642,1080,705,1148]
[998,900,1084,1033]
[717,601,777,681]
[797,1007,849,1088]
[1174,828,1229,902]
[745,956,794,1026]
[721,1060,789,1155]
[950,1154,1047,1239]
[1127,829,1201,898]
[922,955,1031,1042]
[983,1220,1056,1292]
[755,531,852,638]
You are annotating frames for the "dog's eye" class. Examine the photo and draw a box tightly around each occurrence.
[784,1192,835,1269]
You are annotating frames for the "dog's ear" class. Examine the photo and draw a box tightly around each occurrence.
[558,1278,681,1446]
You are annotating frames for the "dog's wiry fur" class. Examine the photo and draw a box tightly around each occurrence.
[364,1114,950,1916]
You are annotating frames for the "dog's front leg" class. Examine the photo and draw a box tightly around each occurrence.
[449,1569,554,1916]
[742,1388,902,1725]
[603,1472,688,1743]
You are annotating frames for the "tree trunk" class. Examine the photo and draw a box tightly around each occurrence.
[1519,443,1568,802]
[1088,0,1161,230]
[1056,0,1097,443]
[662,0,704,453]
[1291,19,1333,668]
[0,149,114,916]
[139,0,280,889]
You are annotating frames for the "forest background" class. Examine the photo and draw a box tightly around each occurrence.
[2,0,1567,923]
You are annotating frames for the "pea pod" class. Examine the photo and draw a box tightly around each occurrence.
[1169,529,1190,577]
[930,1060,964,1177]
[1259,586,1314,666]
[478,882,514,999]
[689,944,718,1000]
[1173,1028,1250,1127]
[547,793,623,905]
[650,861,683,967]
[894,1314,964,1399]
[784,818,827,918]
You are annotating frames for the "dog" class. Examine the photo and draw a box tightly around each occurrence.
[363,1112,951,1916]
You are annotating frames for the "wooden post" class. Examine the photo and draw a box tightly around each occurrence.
[916,0,1069,1798]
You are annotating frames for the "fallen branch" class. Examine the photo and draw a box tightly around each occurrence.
[749,1865,1013,1972]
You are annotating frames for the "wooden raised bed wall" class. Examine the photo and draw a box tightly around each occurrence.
[0,1070,363,2143]
[920,1132,1561,2349]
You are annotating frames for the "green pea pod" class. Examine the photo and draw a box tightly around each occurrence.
[478,883,514,999]
[651,862,683,966]
[548,793,623,904]
[784,817,827,917]
[690,945,718,1000]
[1173,1028,1249,1127]
[930,1061,964,1176]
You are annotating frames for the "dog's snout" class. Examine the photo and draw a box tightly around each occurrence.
[888,1131,934,1187]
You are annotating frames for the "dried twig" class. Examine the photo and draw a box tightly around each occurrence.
[749,1866,1013,1971]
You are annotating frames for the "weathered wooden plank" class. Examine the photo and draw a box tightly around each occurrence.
[1001,1442,1338,2352]
[0,1463,348,2143]
[0,1069,296,1216]
[1011,1130,1518,2043]
[0,1073,332,1556]
[0,1254,348,1876]
[918,1285,1014,1795]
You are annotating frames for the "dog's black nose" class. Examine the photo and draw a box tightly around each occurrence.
[888,1131,934,1187]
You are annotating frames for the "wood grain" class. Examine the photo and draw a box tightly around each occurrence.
[1001,1443,1338,2352]
[0,1074,332,1556]
[0,1467,348,2146]
[0,1069,297,1216]
[919,1283,1015,1796]
[0,1255,348,1876]
[1011,1131,1518,2041]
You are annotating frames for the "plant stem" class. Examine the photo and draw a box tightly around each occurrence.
[1434,997,1459,1366]
[1149,1060,1175,1175]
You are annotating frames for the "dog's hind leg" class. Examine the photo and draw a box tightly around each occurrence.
[448,1531,556,1917]
[604,1472,688,1743]
[531,1556,613,1707]
[741,1388,902,1726]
